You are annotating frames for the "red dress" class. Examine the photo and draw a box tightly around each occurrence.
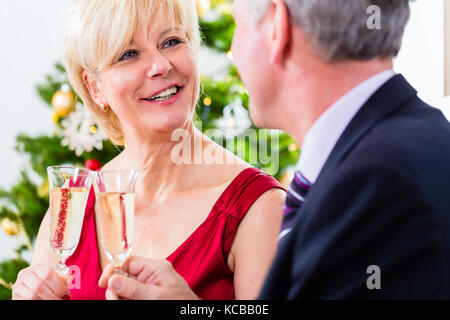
[66,167,284,300]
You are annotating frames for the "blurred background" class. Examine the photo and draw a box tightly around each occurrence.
[0,0,449,298]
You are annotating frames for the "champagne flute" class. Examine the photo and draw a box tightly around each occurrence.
[93,170,139,275]
[47,166,92,277]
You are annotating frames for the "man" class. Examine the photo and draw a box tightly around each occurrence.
[100,0,450,299]
[230,0,450,298]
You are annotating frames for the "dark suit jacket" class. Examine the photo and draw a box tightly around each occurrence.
[260,74,450,299]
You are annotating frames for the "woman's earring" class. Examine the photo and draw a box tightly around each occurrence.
[100,103,108,112]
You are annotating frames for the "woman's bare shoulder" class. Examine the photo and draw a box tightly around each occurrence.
[205,162,252,189]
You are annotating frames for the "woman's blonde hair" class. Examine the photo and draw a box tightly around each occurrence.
[63,0,201,145]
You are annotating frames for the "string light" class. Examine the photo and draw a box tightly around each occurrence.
[203,97,212,106]
[227,118,236,128]
[196,0,211,17]
[227,50,234,61]
[288,143,298,152]
[90,126,98,134]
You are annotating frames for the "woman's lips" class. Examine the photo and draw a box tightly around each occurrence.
[140,87,182,107]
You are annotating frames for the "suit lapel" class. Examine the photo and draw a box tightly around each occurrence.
[314,74,417,183]
[289,75,418,226]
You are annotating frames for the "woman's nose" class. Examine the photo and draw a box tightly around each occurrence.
[146,52,172,79]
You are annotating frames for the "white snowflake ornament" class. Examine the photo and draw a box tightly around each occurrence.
[61,103,108,156]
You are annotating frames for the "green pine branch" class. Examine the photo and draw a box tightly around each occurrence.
[0,258,29,300]
[15,134,121,179]
[0,171,48,241]
[200,12,235,52]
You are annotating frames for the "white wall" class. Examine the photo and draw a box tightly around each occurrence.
[395,0,450,119]
[0,1,449,260]
[0,0,73,260]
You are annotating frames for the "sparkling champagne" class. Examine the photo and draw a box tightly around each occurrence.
[49,187,89,258]
[95,192,135,265]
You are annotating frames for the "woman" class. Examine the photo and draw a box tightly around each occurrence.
[12,0,285,300]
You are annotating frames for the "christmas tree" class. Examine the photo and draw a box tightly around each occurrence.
[0,0,299,299]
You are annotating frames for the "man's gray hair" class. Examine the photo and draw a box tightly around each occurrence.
[251,0,410,63]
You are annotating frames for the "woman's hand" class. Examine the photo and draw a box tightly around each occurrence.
[98,257,200,300]
[12,264,71,300]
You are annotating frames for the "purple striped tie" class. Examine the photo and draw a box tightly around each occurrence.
[279,171,312,241]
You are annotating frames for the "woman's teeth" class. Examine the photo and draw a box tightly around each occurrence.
[146,86,179,101]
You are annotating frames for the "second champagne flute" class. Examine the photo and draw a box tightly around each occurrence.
[93,170,139,275]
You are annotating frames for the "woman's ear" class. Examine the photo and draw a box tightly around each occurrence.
[82,70,106,106]
[268,0,291,65]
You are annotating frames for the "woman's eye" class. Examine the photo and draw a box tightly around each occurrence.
[118,50,138,62]
[162,38,182,49]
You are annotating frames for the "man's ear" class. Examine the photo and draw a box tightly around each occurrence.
[268,0,290,65]
[82,70,106,106]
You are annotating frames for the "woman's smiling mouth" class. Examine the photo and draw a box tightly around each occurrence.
[144,85,181,101]
[141,85,183,105]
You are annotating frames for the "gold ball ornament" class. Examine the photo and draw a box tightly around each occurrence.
[38,180,49,198]
[52,87,76,118]
[288,143,299,152]
[196,0,211,17]
[1,218,19,236]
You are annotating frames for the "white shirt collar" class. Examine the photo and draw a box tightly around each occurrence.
[298,69,396,183]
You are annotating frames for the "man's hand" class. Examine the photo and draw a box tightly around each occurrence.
[98,257,200,300]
